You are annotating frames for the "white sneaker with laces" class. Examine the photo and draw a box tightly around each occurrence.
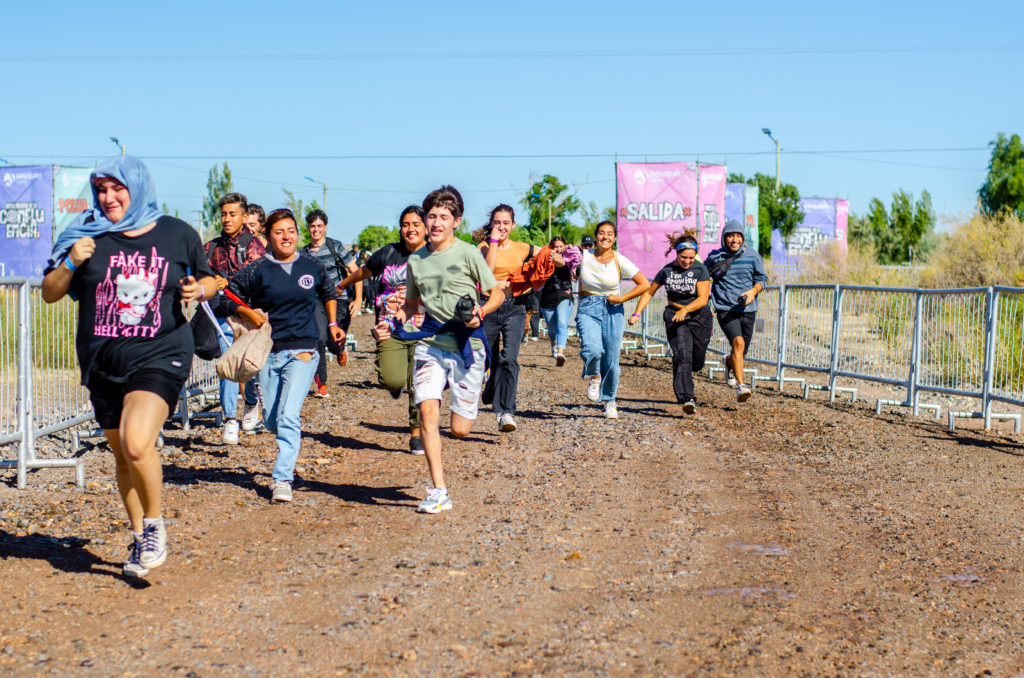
[586,376,601,402]
[138,518,167,569]
[241,400,261,432]
[498,413,518,432]
[271,480,293,503]
[736,384,752,402]
[122,537,150,579]
[604,401,619,419]
[222,419,240,445]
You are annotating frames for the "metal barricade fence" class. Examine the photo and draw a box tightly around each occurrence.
[991,288,1024,412]
[0,280,27,452]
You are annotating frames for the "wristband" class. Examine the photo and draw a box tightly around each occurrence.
[631,312,640,318]
[488,238,499,244]
[64,258,78,272]
[328,321,338,327]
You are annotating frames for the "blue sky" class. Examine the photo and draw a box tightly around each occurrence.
[3,1,1021,243]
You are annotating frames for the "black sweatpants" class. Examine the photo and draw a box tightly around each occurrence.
[665,307,713,402]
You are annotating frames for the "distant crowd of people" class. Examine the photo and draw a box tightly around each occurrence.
[43,155,766,579]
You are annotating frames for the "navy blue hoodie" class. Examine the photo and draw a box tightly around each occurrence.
[705,220,768,314]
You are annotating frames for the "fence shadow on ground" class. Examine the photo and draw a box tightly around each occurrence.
[0,530,147,586]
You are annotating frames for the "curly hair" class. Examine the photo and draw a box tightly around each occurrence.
[665,228,699,256]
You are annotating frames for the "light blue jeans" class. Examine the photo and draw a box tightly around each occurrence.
[218,317,259,419]
[258,349,320,483]
[575,296,625,403]
[540,298,572,351]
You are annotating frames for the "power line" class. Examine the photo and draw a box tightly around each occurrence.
[4,45,1022,63]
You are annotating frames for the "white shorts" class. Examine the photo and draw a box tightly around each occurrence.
[413,342,486,420]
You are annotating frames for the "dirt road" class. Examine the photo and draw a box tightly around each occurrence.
[2,314,1024,676]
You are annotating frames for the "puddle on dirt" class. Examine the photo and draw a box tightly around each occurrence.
[726,542,793,556]
[701,586,797,600]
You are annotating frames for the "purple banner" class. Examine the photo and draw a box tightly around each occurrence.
[0,165,53,277]
[725,182,759,253]
[771,197,845,268]
[697,165,727,260]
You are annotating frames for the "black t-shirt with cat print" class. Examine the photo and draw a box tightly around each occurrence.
[56,216,213,384]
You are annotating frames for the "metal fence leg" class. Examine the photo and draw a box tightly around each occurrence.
[776,285,787,390]
[828,285,842,401]
[909,291,923,416]
[982,287,996,430]
[16,281,30,489]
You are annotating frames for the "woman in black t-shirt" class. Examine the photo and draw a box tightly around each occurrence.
[630,231,712,414]
[539,235,573,366]
[41,156,217,579]
[337,206,427,454]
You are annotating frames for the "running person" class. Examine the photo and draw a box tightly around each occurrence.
[538,235,573,366]
[706,219,768,402]
[42,156,217,578]
[575,221,650,419]
[629,230,712,414]
[476,204,536,433]
[302,209,361,396]
[246,203,266,247]
[374,186,504,513]
[338,206,428,454]
[227,208,343,502]
[205,192,266,443]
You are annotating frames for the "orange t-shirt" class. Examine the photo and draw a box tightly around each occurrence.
[487,240,532,282]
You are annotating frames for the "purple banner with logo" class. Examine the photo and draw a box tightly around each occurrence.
[771,197,846,268]
[726,182,760,253]
[616,162,727,277]
[0,165,53,277]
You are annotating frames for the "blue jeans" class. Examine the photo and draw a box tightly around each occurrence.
[218,317,259,419]
[575,296,625,403]
[257,349,320,483]
[540,298,572,350]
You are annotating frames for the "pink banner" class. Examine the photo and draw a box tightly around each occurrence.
[697,164,727,260]
[835,198,849,252]
[617,162,708,278]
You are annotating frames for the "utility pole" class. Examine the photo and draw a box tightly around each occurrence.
[761,128,780,191]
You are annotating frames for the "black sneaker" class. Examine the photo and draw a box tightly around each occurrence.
[408,436,425,456]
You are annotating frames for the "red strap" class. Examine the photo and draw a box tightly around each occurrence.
[223,288,251,310]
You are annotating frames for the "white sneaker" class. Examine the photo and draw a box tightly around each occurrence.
[722,356,738,387]
[498,413,518,432]
[586,376,601,402]
[271,480,293,503]
[417,487,452,514]
[736,384,752,402]
[604,401,619,419]
[222,419,240,445]
[138,518,167,569]
[241,400,261,432]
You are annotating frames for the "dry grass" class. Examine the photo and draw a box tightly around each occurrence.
[920,212,1024,288]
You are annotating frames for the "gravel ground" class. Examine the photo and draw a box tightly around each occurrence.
[2,313,1024,677]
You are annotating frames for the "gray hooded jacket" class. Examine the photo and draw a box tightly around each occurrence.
[705,220,768,314]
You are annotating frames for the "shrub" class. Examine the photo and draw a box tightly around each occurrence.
[920,212,1024,288]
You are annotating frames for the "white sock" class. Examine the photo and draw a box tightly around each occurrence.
[142,517,163,527]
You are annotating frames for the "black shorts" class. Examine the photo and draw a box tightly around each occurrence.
[88,369,187,430]
[717,311,756,354]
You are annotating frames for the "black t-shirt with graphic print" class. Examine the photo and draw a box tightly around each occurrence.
[365,241,414,323]
[652,259,711,310]
[57,216,214,384]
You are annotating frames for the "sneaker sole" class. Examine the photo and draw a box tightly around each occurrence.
[417,502,452,514]
[272,494,293,503]
[737,390,752,403]
[122,564,150,579]
[682,403,696,414]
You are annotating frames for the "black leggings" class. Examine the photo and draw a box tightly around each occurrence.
[665,307,713,402]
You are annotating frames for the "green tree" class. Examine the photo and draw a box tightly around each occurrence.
[518,174,582,245]
[855,189,935,264]
[281,188,318,248]
[356,225,399,252]
[729,172,803,255]
[979,132,1024,218]
[201,162,233,241]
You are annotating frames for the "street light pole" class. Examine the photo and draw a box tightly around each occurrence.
[531,192,552,241]
[761,128,780,191]
[109,137,126,155]
[304,176,327,210]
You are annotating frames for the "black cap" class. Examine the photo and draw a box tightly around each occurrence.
[580,235,596,246]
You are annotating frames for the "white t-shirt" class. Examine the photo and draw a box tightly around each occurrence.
[578,250,640,296]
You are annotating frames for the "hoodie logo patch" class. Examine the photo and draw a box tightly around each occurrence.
[298,274,314,290]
